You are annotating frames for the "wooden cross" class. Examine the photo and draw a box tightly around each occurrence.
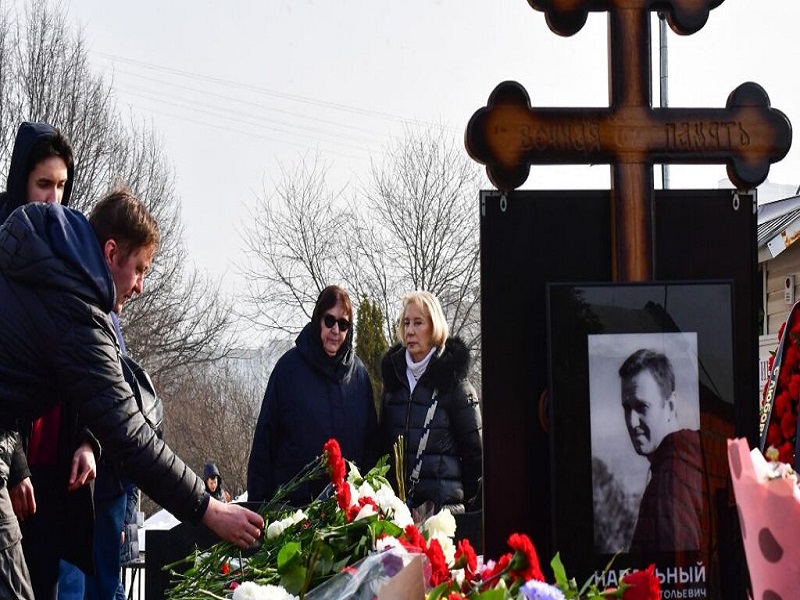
[466,0,792,281]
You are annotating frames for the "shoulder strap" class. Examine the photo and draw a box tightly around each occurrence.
[407,388,438,502]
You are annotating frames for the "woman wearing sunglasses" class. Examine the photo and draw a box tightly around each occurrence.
[380,291,482,516]
[247,285,379,505]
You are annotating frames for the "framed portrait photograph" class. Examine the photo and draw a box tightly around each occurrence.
[546,281,735,598]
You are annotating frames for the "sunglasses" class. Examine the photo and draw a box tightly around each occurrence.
[323,313,351,331]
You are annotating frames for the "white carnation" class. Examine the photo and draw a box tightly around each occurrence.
[232,581,299,600]
[354,503,377,521]
[423,508,456,539]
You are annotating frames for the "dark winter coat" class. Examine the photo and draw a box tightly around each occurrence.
[0,203,208,525]
[380,338,482,512]
[247,321,379,505]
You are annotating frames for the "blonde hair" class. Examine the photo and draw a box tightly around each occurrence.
[396,290,449,348]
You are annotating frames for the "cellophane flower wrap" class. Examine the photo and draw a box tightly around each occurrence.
[165,439,660,600]
[727,437,800,599]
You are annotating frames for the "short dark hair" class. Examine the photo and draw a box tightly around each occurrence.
[25,128,74,176]
[312,285,353,324]
[89,186,159,257]
[619,348,675,401]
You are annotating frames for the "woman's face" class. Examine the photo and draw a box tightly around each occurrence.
[403,303,434,362]
[320,299,350,357]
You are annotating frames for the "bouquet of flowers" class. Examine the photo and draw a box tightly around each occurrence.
[727,437,800,598]
[165,439,660,600]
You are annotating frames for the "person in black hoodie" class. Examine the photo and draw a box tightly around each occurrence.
[0,197,263,599]
[247,285,379,505]
[0,121,100,600]
[380,291,483,514]
[204,462,230,502]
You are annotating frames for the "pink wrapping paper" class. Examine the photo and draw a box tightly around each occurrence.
[727,438,800,600]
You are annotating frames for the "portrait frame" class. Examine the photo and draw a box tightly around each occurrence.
[546,281,735,597]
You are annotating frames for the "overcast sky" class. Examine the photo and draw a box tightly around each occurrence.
[48,1,800,288]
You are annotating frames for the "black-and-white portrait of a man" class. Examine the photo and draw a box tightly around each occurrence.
[589,332,703,554]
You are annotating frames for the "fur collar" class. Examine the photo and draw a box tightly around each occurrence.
[382,337,471,393]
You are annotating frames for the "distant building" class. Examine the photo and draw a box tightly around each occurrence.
[756,182,800,393]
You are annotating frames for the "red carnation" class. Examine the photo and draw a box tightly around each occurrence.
[775,392,790,419]
[481,553,512,589]
[454,539,478,577]
[220,562,230,575]
[400,524,427,552]
[621,564,660,600]
[322,439,346,485]
[507,533,544,582]
[426,538,451,587]
[779,441,794,464]
[780,412,798,439]
[767,422,783,448]
[334,480,351,512]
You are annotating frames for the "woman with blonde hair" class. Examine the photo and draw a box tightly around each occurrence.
[380,291,482,514]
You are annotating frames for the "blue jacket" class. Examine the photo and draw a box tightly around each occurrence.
[0,203,208,524]
[247,321,379,504]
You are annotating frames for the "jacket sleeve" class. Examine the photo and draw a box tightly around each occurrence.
[247,366,280,503]
[7,438,29,488]
[52,302,208,524]
[450,379,483,508]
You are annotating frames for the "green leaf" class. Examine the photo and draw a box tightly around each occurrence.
[277,541,302,570]
[280,564,308,595]
[474,588,511,600]
[551,552,568,586]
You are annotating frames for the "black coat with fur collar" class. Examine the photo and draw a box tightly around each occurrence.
[380,337,482,511]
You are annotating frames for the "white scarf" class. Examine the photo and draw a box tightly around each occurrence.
[405,346,437,393]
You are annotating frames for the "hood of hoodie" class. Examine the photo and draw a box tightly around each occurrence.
[0,122,75,222]
[295,319,356,383]
[0,203,115,313]
[203,462,221,480]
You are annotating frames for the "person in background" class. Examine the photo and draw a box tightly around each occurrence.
[0,195,263,599]
[204,462,231,503]
[247,285,379,505]
[380,291,482,515]
[0,121,99,600]
[619,348,705,552]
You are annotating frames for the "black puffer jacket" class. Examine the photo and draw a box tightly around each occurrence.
[247,321,379,505]
[0,203,207,523]
[380,338,482,511]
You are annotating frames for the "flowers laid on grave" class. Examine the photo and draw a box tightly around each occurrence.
[165,439,660,600]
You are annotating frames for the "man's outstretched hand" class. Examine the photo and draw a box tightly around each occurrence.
[201,497,264,548]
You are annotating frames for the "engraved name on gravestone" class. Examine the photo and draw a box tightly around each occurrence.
[466,0,791,281]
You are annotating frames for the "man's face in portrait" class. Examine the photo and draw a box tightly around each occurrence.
[621,369,677,457]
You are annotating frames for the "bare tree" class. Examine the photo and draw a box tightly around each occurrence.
[354,124,482,354]
[0,0,235,383]
[240,154,352,335]
[240,125,483,377]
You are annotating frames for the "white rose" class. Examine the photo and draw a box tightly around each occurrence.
[266,520,285,540]
[289,509,307,525]
[423,508,456,539]
[389,502,413,529]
